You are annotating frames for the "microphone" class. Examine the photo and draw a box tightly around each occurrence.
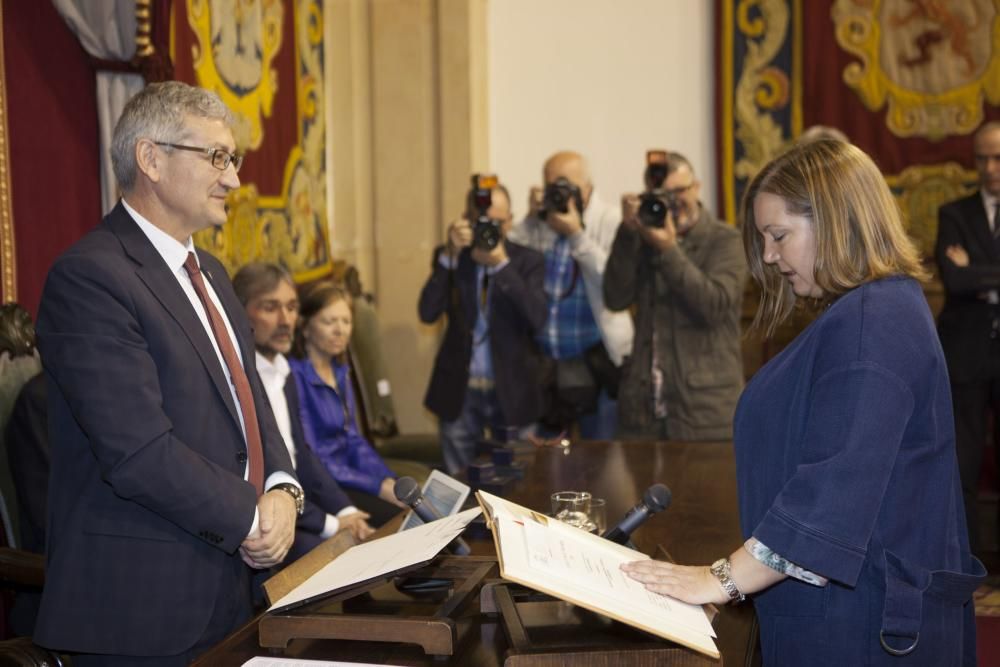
[602,483,672,546]
[394,477,471,555]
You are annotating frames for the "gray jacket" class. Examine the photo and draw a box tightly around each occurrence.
[604,207,746,440]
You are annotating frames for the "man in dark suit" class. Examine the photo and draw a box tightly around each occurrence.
[935,120,1000,556]
[233,262,375,562]
[35,82,301,665]
[419,182,548,474]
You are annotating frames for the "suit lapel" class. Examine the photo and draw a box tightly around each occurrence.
[105,206,243,432]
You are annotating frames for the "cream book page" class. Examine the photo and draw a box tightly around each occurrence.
[477,491,718,659]
[268,507,481,612]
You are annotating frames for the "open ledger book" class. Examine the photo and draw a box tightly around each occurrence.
[476,491,719,659]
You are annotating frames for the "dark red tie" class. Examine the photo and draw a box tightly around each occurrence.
[183,252,264,496]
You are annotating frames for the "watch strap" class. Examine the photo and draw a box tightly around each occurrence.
[271,483,305,515]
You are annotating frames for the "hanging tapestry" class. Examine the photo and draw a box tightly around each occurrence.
[171,0,331,281]
[717,0,1000,258]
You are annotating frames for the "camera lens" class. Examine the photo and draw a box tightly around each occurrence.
[474,219,502,250]
[638,194,667,228]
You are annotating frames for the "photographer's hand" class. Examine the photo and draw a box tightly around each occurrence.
[621,193,641,230]
[446,218,473,258]
[545,197,583,238]
[472,242,509,268]
[528,186,544,219]
[638,209,678,253]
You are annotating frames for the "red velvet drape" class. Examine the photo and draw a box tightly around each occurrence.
[4,1,101,316]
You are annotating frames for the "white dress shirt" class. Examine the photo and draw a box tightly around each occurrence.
[256,351,360,538]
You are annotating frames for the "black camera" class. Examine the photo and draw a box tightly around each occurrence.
[467,174,502,251]
[638,189,679,228]
[637,150,678,228]
[539,177,584,221]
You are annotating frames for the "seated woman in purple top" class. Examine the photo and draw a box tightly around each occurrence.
[289,281,404,525]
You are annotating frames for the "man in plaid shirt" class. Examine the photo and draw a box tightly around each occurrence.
[508,151,633,439]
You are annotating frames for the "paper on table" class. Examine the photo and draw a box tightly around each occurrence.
[478,491,718,658]
[267,507,481,612]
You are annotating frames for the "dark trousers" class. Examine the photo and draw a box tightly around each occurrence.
[951,342,1000,555]
[71,555,252,666]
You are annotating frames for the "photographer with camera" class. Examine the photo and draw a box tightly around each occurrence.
[605,151,746,439]
[419,177,547,474]
[508,151,634,440]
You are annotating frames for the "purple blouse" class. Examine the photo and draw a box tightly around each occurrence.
[288,356,394,496]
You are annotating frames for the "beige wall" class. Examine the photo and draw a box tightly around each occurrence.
[489,0,717,219]
[325,0,489,434]
[325,0,714,434]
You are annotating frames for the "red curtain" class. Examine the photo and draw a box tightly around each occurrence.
[3,1,101,316]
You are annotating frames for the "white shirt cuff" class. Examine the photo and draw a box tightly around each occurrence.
[320,514,340,538]
[246,472,302,539]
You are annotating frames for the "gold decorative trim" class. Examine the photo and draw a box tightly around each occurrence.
[136,0,156,57]
[0,0,17,303]
[832,0,1000,140]
[886,162,979,258]
[722,0,736,225]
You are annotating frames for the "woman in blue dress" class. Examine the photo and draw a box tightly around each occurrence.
[289,281,404,525]
[623,139,984,664]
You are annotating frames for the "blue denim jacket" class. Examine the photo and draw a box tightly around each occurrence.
[735,277,983,665]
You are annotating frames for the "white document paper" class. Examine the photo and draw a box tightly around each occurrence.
[478,491,719,658]
[268,507,481,612]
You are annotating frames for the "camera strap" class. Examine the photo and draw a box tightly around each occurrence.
[545,260,580,303]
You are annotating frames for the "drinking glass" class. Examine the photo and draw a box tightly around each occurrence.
[588,497,607,534]
[550,491,592,529]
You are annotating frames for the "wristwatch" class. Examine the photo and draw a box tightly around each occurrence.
[710,558,745,604]
[271,483,305,515]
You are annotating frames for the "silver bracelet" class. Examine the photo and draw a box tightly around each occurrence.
[710,558,745,603]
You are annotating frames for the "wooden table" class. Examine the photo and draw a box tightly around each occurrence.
[194,440,759,666]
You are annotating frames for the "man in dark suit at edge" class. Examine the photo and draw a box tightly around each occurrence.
[419,181,548,475]
[936,120,1000,556]
[34,81,301,665]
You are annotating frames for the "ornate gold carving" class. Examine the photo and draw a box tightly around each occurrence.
[192,0,331,282]
[885,162,979,257]
[0,0,16,303]
[187,0,283,150]
[833,0,1000,140]
[733,0,793,182]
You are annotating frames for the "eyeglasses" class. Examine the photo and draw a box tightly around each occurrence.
[155,142,244,172]
[665,183,694,197]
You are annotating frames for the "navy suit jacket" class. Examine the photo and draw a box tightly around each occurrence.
[418,241,547,425]
[935,191,1000,383]
[284,376,351,560]
[34,203,295,655]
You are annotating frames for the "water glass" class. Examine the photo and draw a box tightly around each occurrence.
[550,491,592,530]
[588,497,607,535]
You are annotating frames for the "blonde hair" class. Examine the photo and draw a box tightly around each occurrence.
[742,139,927,336]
